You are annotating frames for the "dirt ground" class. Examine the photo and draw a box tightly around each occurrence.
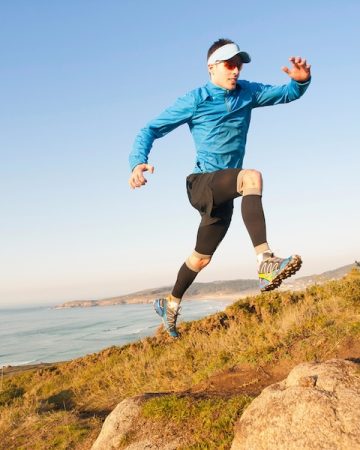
[190,338,360,397]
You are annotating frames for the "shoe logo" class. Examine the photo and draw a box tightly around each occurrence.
[259,261,280,283]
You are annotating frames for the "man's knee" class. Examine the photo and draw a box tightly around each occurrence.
[237,169,263,196]
[186,251,212,272]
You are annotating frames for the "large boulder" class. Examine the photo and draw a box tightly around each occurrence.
[231,359,360,450]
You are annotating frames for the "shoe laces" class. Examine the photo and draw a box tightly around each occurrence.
[166,304,181,332]
[259,255,282,273]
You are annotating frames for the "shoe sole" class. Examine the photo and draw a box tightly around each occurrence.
[261,255,302,292]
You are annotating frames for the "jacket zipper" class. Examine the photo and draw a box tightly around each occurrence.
[225,91,231,112]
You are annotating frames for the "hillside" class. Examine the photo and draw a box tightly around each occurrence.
[1,268,359,449]
[55,262,358,309]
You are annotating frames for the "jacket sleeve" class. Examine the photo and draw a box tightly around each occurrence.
[129,92,196,171]
[250,78,311,108]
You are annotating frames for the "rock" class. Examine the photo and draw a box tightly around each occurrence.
[91,397,142,450]
[231,359,360,450]
[91,394,180,450]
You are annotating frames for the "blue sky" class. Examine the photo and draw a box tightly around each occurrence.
[1,0,359,306]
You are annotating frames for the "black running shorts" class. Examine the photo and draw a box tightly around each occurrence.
[186,171,239,255]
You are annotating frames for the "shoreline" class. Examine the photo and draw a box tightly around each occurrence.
[1,362,59,378]
[1,296,245,375]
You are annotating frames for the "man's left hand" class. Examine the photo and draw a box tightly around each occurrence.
[282,56,311,82]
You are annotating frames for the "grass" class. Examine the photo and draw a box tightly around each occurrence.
[0,269,359,449]
[140,394,252,449]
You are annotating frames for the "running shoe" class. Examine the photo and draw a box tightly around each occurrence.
[258,254,302,292]
[153,297,181,338]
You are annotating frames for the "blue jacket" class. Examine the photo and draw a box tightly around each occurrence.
[129,78,310,173]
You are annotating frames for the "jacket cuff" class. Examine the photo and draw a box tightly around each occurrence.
[293,76,311,86]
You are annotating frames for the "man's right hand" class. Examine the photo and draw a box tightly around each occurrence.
[128,164,155,189]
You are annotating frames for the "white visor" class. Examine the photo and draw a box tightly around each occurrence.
[207,43,251,65]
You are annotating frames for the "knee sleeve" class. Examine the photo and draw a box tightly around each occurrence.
[185,251,212,272]
[237,170,263,196]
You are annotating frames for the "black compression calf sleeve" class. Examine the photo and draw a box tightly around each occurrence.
[241,195,267,247]
[171,263,199,299]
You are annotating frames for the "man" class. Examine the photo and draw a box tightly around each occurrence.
[129,38,311,338]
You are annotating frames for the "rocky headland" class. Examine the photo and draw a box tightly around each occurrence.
[55,263,356,309]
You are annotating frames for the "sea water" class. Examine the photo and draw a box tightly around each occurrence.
[0,299,233,367]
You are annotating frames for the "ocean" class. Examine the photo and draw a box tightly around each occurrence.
[0,299,233,367]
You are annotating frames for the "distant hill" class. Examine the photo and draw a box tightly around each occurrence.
[281,262,357,290]
[55,262,358,309]
[55,278,258,309]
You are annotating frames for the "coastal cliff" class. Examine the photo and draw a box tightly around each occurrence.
[55,279,259,308]
[1,268,359,449]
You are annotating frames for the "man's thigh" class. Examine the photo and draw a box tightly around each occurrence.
[194,201,233,255]
[210,168,242,206]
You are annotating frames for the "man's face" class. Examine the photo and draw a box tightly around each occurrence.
[208,55,243,90]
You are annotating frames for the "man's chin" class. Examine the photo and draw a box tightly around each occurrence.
[227,80,237,90]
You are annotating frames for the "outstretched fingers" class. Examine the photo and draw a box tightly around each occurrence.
[282,56,311,82]
[290,56,311,69]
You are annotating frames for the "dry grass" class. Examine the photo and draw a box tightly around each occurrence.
[1,270,359,449]
[140,394,252,449]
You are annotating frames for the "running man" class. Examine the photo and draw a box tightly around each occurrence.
[129,38,311,337]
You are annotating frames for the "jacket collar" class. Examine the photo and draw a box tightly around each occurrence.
[205,80,241,96]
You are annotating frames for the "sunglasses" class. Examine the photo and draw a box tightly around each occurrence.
[212,55,242,71]
[222,58,243,70]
